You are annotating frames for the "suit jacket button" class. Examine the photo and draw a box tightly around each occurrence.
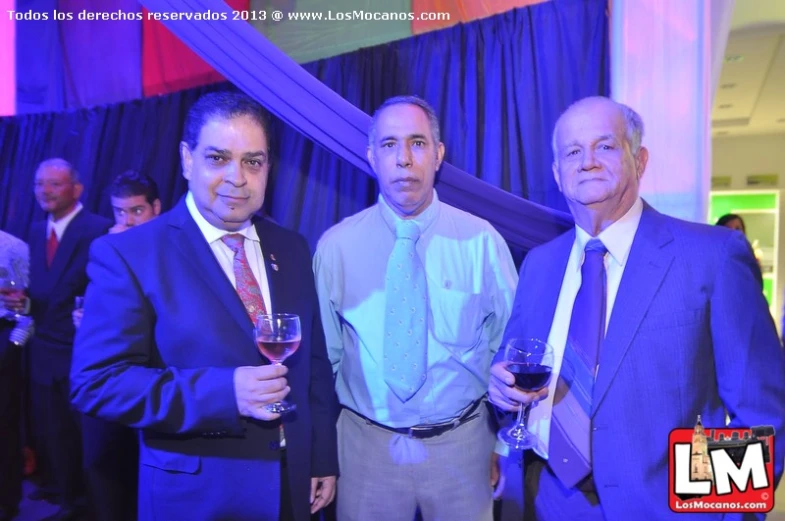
[563,458,569,463]
[269,441,280,451]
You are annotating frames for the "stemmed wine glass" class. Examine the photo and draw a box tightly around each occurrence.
[497,338,554,451]
[0,268,24,320]
[254,313,301,414]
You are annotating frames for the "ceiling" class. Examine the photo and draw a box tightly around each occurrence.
[711,1,785,137]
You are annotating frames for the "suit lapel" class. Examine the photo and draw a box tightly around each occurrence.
[528,231,574,342]
[47,210,86,280]
[254,217,278,313]
[31,223,48,280]
[167,200,254,342]
[591,205,675,416]
[254,219,286,315]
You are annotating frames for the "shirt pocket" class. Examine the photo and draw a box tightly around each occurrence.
[429,285,486,349]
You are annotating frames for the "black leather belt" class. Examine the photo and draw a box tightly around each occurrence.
[351,399,484,439]
[524,450,599,496]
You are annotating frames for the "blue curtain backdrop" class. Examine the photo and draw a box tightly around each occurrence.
[15,0,144,115]
[1,0,608,261]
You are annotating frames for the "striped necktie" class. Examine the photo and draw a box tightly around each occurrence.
[549,238,607,488]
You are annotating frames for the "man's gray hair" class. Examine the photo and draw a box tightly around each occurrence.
[551,97,645,159]
[36,158,80,183]
[368,95,441,148]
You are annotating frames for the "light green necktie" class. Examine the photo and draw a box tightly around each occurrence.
[383,220,428,402]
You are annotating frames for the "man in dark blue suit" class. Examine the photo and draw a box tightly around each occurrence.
[489,96,785,520]
[4,158,113,521]
[70,91,339,521]
[73,171,162,521]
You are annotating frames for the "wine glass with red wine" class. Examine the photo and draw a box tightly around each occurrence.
[497,338,554,451]
[254,313,301,414]
[0,268,24,319]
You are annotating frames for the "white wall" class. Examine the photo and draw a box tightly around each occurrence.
[612,0,713,225]
[712,132,785,332]
[713,134,785,189]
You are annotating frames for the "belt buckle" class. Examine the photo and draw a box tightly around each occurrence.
[407,425,433,439]
[408,420,456,439]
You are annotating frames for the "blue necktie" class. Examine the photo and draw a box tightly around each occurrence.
[383,220,428,402]
[550,238,607,488]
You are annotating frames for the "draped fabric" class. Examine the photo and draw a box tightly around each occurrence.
[15,0,65,115]
[13,0,247,115]
[248,0,413,65]
[1,0,609,258]
[59,0,143,110]
[142,0,249,97]
[411,0,549,34]
[15,0,143,115]
[135,0,613,251]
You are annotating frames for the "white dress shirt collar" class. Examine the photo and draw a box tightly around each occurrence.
[574,197,644,269]
[48,202,84,240]
[378,189,441,237]
[185,192,259,244]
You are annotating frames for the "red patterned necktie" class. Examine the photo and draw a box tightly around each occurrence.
[46,229,59,267]
[221,234,267,323]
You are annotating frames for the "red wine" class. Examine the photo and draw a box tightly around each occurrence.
[256,338,300,363]
[508,363,552,391]
[0,288,24,299]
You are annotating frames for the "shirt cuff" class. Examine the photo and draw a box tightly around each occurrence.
[494,439,510,457]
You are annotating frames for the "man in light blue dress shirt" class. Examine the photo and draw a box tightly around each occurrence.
[313,95,518,521]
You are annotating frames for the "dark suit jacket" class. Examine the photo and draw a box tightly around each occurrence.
[70,200,339,521]
[502,203,785,521]
[28,209,112,383]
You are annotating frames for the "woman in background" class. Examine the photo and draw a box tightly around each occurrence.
[716,213,764,289]
[716,213,746,234]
